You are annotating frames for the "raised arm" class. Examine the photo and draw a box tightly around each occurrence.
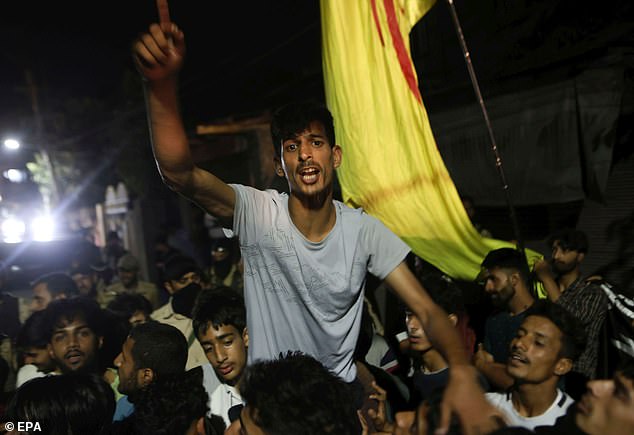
[132,23,235,220]
[534,259,562,301]
[384,262,504,434]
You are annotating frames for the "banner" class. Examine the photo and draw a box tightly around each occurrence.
[320,0,542,281]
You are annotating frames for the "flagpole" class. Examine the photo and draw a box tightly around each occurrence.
[445,0,526,254]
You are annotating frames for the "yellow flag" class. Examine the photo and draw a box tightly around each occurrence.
[320,0,542,281]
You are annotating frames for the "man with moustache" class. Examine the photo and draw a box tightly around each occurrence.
[535,228,608,397]
[474,248,536,390]
[44,298,104,375]
[485,300,586,429]
[532,359,634,435]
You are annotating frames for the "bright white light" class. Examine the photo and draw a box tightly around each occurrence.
[3,139,20,150]
[32,216,55,242]
[1,217,26,243]
[5,169,26,183]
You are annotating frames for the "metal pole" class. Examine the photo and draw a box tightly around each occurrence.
[445,0,525,253]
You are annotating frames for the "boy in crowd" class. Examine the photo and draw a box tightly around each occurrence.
[533,359,634,435]
[192,287,248,427]
[486,300,586,429]
[14,310,58,388]
[405,274,476,404]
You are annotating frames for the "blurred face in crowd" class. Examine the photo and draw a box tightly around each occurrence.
[115,337,151,396]
[199,324,248,386]
[22,346,56,373]
[30,282,53,312]
[48,317,102,374]
[482,267,516,308]
[550,240,584,275]
[129,310,149,326]
[576,371,634,435]
[165,271,201,295]
[211,246,230,264]
[406,310,432,353]
[406,310,457,354]
[506,315,570,384]
[118,267,138,288]
[72,272,96,296]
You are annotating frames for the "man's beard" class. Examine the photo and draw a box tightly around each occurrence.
[294,183,333,210]
[490,284,515,308]
[552,259,577,275]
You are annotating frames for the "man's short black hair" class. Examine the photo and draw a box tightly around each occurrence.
[44,297,105,340]
[419,274,465,316]
[239,351,360,435]
[15,310,49,350]
[525,300,587,361]
[547,228,589,254]
[107,293,153,320]
[270,101,336,157]
[163,254,200,282]
[5,373,115,435]
[113,369,210,435]
[481,248,531,286]
[128,322,187,380]
[31,271,78,298]
[192,286,246,339]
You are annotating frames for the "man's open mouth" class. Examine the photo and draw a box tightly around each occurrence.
[299,167,319,184]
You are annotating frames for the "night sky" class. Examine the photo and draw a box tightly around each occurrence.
[0,1,323,131]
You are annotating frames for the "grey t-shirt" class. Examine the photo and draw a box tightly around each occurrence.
[231,184,410,381]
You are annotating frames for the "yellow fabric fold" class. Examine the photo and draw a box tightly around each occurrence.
[320,0,543,282]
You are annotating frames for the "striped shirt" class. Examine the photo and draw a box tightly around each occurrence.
[556,278,608,378]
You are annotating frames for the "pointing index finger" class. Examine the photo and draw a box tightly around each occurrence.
[156,0,171,24]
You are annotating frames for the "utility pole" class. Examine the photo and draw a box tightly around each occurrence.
[24,68,60,210]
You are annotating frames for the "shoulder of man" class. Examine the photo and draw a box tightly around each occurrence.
[151,302,172,320]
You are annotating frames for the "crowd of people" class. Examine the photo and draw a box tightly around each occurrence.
[0,19,631,435]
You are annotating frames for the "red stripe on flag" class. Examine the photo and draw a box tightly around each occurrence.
[370,0,385,46]
[383,0,422,104]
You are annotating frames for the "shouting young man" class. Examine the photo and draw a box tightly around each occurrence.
[132,21,500,432]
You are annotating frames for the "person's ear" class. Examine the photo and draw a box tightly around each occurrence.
[577,252,585,264]
[242,327,249,348]
[447,314,458,327]
[510,272,520,287]
[273,157,285,177]
[332,145,342,169]
[140,368,155,387]
[194,416,206,435]
[554,357,573,376]
[98,336,104,350]
[164,281,174,295]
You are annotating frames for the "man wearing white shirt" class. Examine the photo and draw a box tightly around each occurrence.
[193,287,248,428]
[486,300,586,430]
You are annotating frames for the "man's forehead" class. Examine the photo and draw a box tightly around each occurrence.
[53,320,91,333]
[283,121,327,140]
[522,315,561,339]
